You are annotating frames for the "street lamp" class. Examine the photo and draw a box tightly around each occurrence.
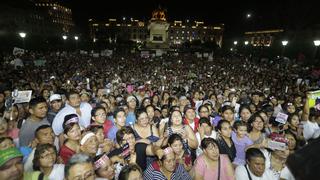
[19,32,26,49]
[62,35,67,40]
[246,13,251,18]
[313,40,320,60]
[244,41,249,45]
[74,36,79,49]
[281,40,288,56]
[234,41,238,45]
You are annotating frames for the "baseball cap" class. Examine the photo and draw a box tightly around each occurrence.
[49,94,62,102]
[0,148,23,167]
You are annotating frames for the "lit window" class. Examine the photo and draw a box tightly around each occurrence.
[182,31,184,34]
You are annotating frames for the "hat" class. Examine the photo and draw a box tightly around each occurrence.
[0,148,23,167]
[126,96,136,103]
[49,94,62,102]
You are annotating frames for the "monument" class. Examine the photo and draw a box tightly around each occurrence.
[146,8,170,50]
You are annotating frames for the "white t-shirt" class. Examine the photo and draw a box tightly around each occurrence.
[302,120,320,141]
[280,166,295,180]
[49,164,65,180]
[235,164,275,180]
[195,130,217,156]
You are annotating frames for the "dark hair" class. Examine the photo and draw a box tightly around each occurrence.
[33,143,57,171]
[118,164,142,180]
[140,97,151,108]
[168,110,183,126]
[91,106,106,118]
[287,113,299,124]
[63,114,79,134]
[29,96,47,109]
[199,117,211,126]
[65,90,79,100]
[168,133,183,146]
[198,105,209,113]
[135,108,147,120]
[35,125,52,137]
[201,137,219,150]
[116,126,135,144]
[239,105,251,116]
[145,104,155,112]
[0,136,13,144]
[113,108,126,119]
[247,113,264,132]
[216,119,230,131]
[233,121,247,130]
[245,148,266,162]
[221,105,234,113]
[87,125,103,134]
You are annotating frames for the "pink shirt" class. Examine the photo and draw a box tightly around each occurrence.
[194,154,235,180]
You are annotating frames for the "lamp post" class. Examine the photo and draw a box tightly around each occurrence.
[281,40,288,57]
[74,36,79,49]
[62,35,67,50]
[313,40,320,60]
[19,32,26,49]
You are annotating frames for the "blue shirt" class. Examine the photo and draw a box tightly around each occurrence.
[126,111,136,126]
[107,125,119,142]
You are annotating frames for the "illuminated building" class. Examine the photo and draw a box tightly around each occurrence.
[244,29,284,46]
[89,9,224,48]
[34,0,74,33]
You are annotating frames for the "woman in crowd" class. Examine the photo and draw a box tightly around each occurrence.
[3,105,20,146]
[88,125,114,155]
[168,134,193,172]
[247,113,267,146]
[215,120,236,162]
[140,97,152,109]
[59,114,81,164]
[160,110,198,151]
[144,147,192,180]
[183,106,199,133]
[94,153,116,180]
[238,105,252,123]
[132,109,160,144]
[152,94,161,109]
[286,113,305,147]
[33,143,64,180]
[193,138,235,180]
[195,117,217,156]
[161,91,170,106]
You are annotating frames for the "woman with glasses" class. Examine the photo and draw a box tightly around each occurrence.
[33,143,64,180]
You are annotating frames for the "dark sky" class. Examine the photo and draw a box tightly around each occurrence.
[61,0,319,37]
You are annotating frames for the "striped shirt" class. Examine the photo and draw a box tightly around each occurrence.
[144,161,191,180]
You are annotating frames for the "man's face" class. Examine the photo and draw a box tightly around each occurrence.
[36,127,55,145]
[68,94,81,108]
[30,102,48,119]
[185,109,195,120]
[247,157,265,177]
[0,139,15,150]
[0,157,23,180]
[66,162,95,180]
[162,152,176,172]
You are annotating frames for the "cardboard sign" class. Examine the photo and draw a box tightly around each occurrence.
[13,90,32,104]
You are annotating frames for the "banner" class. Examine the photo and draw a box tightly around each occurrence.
[13,90,32,104]
[13,47,25,55]
[307,90,320,110]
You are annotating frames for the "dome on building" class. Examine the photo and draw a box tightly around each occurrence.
[151,8,167,21]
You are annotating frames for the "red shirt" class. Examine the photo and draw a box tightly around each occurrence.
[103,120,114,137]
[183,117,199,133]
[59,144,76,164]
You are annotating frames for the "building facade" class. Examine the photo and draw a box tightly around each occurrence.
[89,9,224,49]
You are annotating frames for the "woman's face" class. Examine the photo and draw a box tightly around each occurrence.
[219,122,232,138]
[97,158,115,179]
[204,143,220,161]
[170,140,183,155]
[146,107,155,119]
[252,117,264,131]
[185,109,195,120]
[222,109,234,122]
[162,108,168,118]
[137,112,149,127]
[115,111,126,127]
[163,93,170,100]
[199,107,209,118]
[39,148,56,168]
[152,96,159,103]
[95,128,105,144]
[171,111,182,126]
[0,120,8,134]
[287,105,296,114]
[82,136,98,155]
[94,109,106,124]
[143,99,151,107]
[240,108,251,122]
[286,134,297,151]
[290,115,300,128]
[66,124,81,141]
[236,126,248,138]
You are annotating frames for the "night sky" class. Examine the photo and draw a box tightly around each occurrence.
[61,0,318,37]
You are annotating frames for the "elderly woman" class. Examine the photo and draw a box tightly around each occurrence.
[144,147,192,180]
[33,143,64,180]
[194,138,235,180]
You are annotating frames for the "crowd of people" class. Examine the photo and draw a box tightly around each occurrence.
[0,50,320,180]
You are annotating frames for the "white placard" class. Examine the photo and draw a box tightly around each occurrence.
[14,90,32,104]
[275,112,288,124]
